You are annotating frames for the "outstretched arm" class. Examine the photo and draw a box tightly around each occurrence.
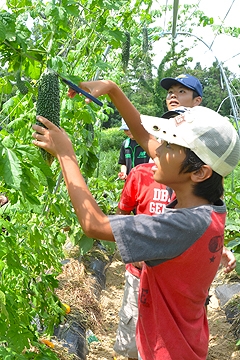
[69,80,159,159]
[32,116,114,242]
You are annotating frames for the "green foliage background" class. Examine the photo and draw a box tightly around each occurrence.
[0,0,239,357]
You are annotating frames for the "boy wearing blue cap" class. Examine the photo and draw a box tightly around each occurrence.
[118,74,202,182]
[33,80,239,360]
[161,73,203,110]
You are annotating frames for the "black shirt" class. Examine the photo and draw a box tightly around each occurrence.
[118,138,150,175]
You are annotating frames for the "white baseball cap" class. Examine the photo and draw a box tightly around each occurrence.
[119,119,129,131]
[141,106,240,177]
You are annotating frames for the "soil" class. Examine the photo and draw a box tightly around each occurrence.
[53,251,240,360]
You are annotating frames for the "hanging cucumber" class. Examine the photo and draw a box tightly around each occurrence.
[36,68,60,166]
[122,31,130,72]
[142,27,148,53]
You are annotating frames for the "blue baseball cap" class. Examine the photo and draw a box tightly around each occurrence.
[160,74,203,97]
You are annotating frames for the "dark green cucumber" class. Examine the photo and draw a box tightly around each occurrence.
[36,68,60,166]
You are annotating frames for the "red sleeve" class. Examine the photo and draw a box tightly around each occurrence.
[118,167,139,212]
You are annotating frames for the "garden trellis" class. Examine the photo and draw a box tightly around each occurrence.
[159,0,240,134]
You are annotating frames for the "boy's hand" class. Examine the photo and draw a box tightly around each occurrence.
[67,80,115,102]
[221,247,236,273]
[118,172,127,180]
[32,116,74,158]
[132,261,144,270]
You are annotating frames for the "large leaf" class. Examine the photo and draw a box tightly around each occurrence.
[0,10,16,41]
[234,252,240,275]
[0,21,6,42]
[78,234,94,255]
[2,148,22,189]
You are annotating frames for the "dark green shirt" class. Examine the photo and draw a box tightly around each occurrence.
[118,138,150,175]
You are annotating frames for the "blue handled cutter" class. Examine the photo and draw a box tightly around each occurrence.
[57,73,103,107]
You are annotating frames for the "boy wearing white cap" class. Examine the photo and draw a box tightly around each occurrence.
[33,80,240,360]
[114,74,204,359]
[114,109,236,360]
[113,108,184,360]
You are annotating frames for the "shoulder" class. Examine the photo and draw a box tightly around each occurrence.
[130,163,154,178]
[120,138,128,148]
[129,139,138,146]
[165,203,225,231]
[134,163,154,172]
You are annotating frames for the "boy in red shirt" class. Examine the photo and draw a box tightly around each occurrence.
[33,81,240,360]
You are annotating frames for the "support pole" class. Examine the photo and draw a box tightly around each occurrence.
[172,0,179,39]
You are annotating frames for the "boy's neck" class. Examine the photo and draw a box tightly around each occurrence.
[174,191,211,209]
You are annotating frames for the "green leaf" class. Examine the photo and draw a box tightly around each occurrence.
[0,290,6,305]
[0,20,6,42]
[2,96,15,111]
[227,238,240,249]
[65,4,79,17]
[2,148,22,189]
[0,78,12,94]
[45,3,58,18]
[100,240,116,254]
[1,135,15,149]
[78,234,94,255]
[21,191,41,205]
[6,252,22,269]
[234,252,240,275]
[7,326,34,352]
[0,260,5,271]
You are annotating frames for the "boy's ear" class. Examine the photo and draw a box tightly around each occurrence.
[191,165,212,183]
[193,96,202,106]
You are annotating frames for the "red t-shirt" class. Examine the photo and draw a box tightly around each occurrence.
[136,209,225,360]
[118,163,174,277]
[109,202,226,359]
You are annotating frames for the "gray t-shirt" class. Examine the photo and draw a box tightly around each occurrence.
[108,199,226,267]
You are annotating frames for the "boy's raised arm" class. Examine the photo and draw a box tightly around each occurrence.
[32,116,114,242]
[70,80,159,159]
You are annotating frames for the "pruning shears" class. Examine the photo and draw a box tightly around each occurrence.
[57,72,103,107]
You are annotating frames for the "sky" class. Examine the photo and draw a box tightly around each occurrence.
[152,0,240,75]
[0,0,239,75]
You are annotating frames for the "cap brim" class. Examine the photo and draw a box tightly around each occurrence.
[162,110,180,119]
[140,114,189,148]
[160,77,202,97]
[161,107,189,119]
[160,78,181,91]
